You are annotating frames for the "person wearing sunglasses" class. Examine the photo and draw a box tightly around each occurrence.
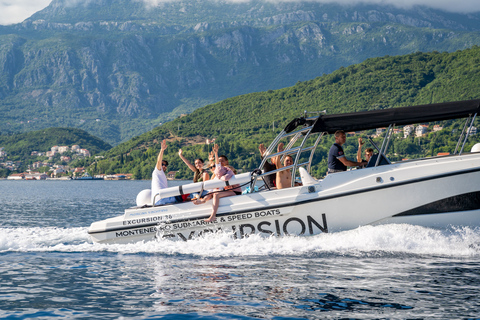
[151,139,177,205]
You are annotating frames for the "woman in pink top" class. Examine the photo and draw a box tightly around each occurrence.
[194,144,241,222]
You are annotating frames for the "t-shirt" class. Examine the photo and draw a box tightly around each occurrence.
[328,143,347,171]
[151,167,176,205]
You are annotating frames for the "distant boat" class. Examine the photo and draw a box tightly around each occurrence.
[104,174,126,180]
[46,176,72,180]
[74,172,102,180]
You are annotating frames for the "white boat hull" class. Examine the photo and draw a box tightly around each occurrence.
[88,153,480,244]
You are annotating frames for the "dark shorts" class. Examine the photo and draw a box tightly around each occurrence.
[233,191,242,195]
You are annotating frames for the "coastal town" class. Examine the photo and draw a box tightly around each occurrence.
[0,144,134,180]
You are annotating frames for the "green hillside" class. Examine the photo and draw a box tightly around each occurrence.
[75,47,480,179]
[0,127,112,161]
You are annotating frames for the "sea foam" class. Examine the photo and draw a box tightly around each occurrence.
[1,224,479,257]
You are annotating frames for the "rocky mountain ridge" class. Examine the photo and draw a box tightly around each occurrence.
[0,0,480,145]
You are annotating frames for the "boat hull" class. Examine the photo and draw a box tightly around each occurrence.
[88,153,480,244]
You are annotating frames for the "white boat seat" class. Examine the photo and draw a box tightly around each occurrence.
[299,167,318,186]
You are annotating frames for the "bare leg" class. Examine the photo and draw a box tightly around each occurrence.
[205,191,236,222]
[194,193,212,205]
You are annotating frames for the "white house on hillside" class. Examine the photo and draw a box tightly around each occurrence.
[403,125,415,138]
[416,125,428,137]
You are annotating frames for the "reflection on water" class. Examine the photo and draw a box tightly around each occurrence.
[148,253,480,319]
[0,180,479,319]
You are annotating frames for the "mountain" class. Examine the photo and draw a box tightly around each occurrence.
[0,127,111,160]
[81,46,480,179]
[1,0,480,145]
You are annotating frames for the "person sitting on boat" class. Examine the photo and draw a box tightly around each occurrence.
[357,137,374,168]
[328,130,367,174]
[178,149,210,183]
[259,143,276,189]
[206,150,237,178]
[274,142,301,189]
[194,144,241,222]
[151,139,178,205]
[178,149,210,199]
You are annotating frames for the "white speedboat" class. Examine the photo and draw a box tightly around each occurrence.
[88,99,480,244]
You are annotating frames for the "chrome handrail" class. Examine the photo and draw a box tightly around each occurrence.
[460,113,477,155]
[375,124,392,167]
[455,115,471,154]
[252,113,323,190]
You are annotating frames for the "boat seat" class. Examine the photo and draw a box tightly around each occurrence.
[366,154,389,167]
[299,167,318,186]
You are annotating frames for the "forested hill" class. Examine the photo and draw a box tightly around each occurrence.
[1,0,480,145]
[81,47,480,179]
[0,128,112,160]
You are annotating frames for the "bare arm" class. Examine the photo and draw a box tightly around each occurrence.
[339,156,365,168]
[213,144,219,165]
[357,137,364,162]
[178,149,196,172]
[259,143,267,158]
[274,143,284,169]
[202,171,210,181]
[156,139,167,171]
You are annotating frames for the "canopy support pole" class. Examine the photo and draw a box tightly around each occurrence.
[454,115,471,154]
[375,124,392,167]
[459,113,477,155]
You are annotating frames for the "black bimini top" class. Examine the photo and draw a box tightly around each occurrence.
[306,99,480,134]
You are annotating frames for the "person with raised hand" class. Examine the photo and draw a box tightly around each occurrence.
[151,139,177,205]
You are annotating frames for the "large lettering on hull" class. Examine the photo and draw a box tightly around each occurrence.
[158,214,328,241]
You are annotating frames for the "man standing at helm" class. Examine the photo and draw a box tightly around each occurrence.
[151,139,177,205]
[328,130,366,174]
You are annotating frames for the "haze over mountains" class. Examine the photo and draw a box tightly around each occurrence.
[1,0,480,145]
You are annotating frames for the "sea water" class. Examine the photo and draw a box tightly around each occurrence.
[0,180,479,319]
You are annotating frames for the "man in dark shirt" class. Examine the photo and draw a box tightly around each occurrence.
[328,130,366,174]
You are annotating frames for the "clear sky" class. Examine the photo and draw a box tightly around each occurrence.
[1,0,480,26]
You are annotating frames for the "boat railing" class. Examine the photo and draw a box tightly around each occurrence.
[252,114,324,189]
[455,113,477,155]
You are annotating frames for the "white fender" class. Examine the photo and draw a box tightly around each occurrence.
[203,172,252,190]
[181,181,205,194]
[136,189,152,206]
[158,181,204,198]
[157,172,253,199]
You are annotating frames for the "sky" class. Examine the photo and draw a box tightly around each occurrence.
[1,0,480,26]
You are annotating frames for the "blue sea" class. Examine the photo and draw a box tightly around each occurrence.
[1,180,479,319]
